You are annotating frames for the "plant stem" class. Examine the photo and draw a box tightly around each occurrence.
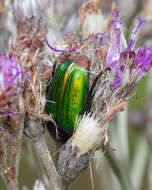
[5,179,18,190]
[117,104,129,166]
[105,151,134,190]
[130,136,148,190]
[26,118,67,190]
[146,69,152,190]
[32,135,63,190]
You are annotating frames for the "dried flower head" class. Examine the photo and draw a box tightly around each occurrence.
[107,11,150,93]
[10,0,51,125]
[0,53,28,187]
[78,9,152,150]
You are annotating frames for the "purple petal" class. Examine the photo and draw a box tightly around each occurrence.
[119,51,128,71]
[126,17,147,52]
[107,9,121,68]
[112,9,119,25]
[112,69,122,90]
[0,53,28,92]
[136,46,145,64]
[135,46,152,80]
[107,28,121,68]
[45,38,76,53]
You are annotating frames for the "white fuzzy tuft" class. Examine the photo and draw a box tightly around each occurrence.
[72,114,106,153]
[82,13,106,37]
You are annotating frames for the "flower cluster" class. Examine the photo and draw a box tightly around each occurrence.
[0,53,27,116]
[108,10,152,94]
[82,9,152,150]
[56,8,152,183]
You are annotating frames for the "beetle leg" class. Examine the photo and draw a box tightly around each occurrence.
[85,67,111,112]
[51,60,57,78]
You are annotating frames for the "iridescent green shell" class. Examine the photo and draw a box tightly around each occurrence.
[45,60,71,119]
[45,60,88,132]
[57,63,88,131]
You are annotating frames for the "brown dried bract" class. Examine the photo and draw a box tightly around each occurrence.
[100,99,127,127]
[10,32,50,122]
[0,88,15,108]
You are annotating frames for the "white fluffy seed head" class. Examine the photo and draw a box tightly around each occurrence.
[72,113,106,154]
[82,13,106,37]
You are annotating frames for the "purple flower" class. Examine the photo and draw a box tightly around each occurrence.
[107,9,152,92]
[0,53,28,117]
[0,53,28,93]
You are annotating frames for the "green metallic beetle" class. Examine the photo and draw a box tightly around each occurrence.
[45,57,88,132]
[45,55,110,143]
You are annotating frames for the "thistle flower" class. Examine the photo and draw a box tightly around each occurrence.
[107,10,152,94]
[88,9,152,120]
[0,53,26,90]
[0,53,28,190]
[81,9,152,145]
[0,53,27,116]
[57,8,152,183]
[47,9,152,146]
